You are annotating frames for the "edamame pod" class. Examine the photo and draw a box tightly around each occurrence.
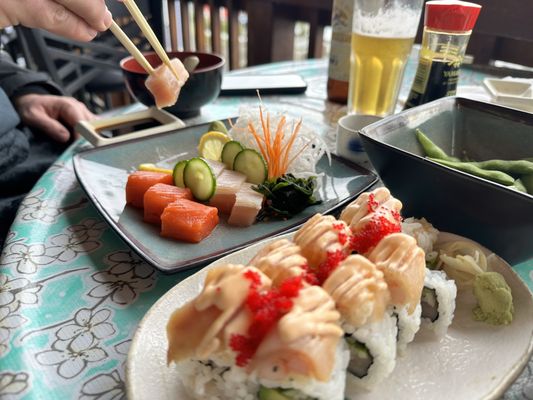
[521,173,533,195]
[427,157,515,186]
[416,129,460,162]
[511,179,528,193]
[470,159,533,175]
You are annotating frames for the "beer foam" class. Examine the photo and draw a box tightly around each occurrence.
[353,7,422,38]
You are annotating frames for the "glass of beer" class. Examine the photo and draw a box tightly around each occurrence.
[348,0,424,116]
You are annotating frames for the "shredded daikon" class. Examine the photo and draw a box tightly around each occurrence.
[229,106,330,180]
[436,241,489,288]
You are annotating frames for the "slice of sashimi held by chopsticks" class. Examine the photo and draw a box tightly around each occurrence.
[109,0,189,108]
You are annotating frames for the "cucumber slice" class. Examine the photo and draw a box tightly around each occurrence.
[233,149,268,184]
[221,140,244,169]
[173,160,188,188]
[183,158,216,201]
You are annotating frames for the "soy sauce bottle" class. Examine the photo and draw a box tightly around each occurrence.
[404,0,481,109]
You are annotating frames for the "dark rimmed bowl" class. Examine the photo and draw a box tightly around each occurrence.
[358,97,533,265]
[120,51,225,118]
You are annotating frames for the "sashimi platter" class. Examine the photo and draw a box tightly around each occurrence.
[126,186,533,400]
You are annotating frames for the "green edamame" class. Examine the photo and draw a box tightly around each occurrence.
[521,173,533,195]
[470,159,533,175]
[427,157,515,186]
[511,179,528,193]
[415,129,460,162]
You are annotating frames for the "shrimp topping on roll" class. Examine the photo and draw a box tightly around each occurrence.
[366,233,426,314]
[249,239,313,286]
[293,214,352,281]
[250,285,343,382]
[323,255,390,328]
[166,264,271,363]
[340,187,403,255]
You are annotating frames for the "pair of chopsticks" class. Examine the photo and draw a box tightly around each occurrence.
[109,0,180,80]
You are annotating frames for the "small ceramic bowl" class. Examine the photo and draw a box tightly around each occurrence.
[336,114,382,164]
[121,51,225,118]
[359,96,533,265]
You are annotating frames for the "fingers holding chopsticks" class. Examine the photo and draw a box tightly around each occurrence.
[0,0,112,41]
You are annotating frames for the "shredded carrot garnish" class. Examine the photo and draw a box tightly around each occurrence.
[247,106,304,180]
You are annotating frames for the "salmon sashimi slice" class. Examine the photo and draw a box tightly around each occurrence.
[161,199,219,243]
[126,171,174,208]
[209,169,247,214]
[228,183,264,227]
[143,183,193,224]
[145,58,189,109]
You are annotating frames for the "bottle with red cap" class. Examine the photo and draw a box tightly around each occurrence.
[404,0,481,109]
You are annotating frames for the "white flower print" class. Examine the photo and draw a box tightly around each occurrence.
[80,370,125,400]
[68,219,107,240]
[0,371,29,395]
[0,274,39,307]
[0,243,55,274]
[88,269,155,305]
[19,196,62,224]
[46,232,100,263]
[56,308,115,349]
[36,339,107,379]
[0,306,27,356]
[106,251,152,278]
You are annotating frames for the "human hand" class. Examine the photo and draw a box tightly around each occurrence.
[14,94,95,143]
[0,0,113,41]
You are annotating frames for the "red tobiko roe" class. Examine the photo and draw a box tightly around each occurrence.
[230,271,304,367]
[350,210,402,255]
[333,222,349,246]
[315,248,348,285]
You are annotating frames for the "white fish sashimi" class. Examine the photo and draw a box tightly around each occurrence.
[203,159,227,178]
[210,170,247,214]
[145,58,189,108]
[228,183,264,227]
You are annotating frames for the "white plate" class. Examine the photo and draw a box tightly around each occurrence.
[126,232,533,400]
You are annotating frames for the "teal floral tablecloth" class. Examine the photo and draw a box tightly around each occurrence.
[1,59,532,399]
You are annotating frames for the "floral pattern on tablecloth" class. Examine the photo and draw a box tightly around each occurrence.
[0,60,532,399]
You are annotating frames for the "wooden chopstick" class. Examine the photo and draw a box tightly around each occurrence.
[110,21,154,74]
[122,0,181,81]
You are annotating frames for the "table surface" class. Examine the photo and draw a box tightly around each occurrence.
[1,57,532,399]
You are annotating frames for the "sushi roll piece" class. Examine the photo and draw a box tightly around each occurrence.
[249,239,310,286]
[125,170,174,208]
[167,264,349,400]
[341,188,403,255]
[228,183,264,227]
[143,183,193,224]
[209,169,247,214]
[421,268,457,336]
[322,255,397,390]
[293,214,352,277]
[367,233,426,354]
[145,58,189,108]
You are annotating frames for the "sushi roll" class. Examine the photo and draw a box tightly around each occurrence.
[249,239,310,286]
[367,233,426,354]
[322,255,397,390]
[421,269,457,336]
[167,264,349,400]
[293,214,352,276]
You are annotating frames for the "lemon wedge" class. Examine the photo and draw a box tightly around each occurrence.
[138,163,173,174]
[198,131,231,161]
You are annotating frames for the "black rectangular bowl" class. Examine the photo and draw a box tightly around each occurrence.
[359,97,533,265]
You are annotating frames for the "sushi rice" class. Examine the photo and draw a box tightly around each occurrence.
[176,341,350,400]
[422,269,457,336]
[344,312,398,390]
[395,303,422,355]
